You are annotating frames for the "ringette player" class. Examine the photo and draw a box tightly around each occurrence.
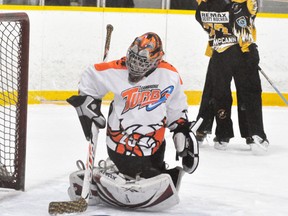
[67,32,199,210]
[195,0,269,154]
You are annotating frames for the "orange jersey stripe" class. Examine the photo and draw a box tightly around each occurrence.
[158,61,183,85]
[158,60,177,72]
[94,57,127,71]
[94,58,183,85]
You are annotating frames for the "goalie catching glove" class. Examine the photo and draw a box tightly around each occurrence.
[172,120,199,174]
[67,95,106,140]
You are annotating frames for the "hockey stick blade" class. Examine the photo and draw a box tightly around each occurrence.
[48,197,87,215]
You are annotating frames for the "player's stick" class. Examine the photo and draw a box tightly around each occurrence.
[258,66,288,105]
[103,24,114,62]
[48,123,99,215]
[48,24,114,215]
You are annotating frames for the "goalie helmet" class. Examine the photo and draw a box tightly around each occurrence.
[126,32,164,83]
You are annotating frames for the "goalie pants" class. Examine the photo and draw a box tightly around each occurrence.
[107,140,166,179]
[197,44,267,140]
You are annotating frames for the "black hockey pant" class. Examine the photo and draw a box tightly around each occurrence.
[107,140,166,179]
[197,45,267,140]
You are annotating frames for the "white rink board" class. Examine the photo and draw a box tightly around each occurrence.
[0,8,287,93]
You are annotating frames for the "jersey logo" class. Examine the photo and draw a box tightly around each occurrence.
[107,117,166,156]
[200,11,229,23]
[121,85,174,114]
[236,16,247,28]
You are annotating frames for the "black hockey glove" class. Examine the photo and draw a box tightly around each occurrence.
[172,121,199,174]
[67,95,106,141]
[243,43,260,69]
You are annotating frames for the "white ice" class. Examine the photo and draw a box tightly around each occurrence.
[0,104,288,216]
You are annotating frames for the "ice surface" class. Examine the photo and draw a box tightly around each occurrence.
[0,104,288,216]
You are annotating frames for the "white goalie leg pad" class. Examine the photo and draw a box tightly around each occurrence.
[68,169,100,205]
[93,168,180,211]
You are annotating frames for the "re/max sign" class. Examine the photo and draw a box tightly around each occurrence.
[201,11,229,23]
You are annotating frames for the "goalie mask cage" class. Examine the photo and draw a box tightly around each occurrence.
[0,13,29,191]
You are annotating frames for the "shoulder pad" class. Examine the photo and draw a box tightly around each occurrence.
[94,57,127,71]
[158,60,177,72]
[246,0,258,15]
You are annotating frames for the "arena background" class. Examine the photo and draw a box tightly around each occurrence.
[0,1,287,106]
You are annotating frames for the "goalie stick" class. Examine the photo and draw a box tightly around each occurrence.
[48,123,99,215]
[103,24,114,62]
[48,24,114,215]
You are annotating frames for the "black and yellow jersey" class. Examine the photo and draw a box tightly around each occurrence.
[195,0,258,56]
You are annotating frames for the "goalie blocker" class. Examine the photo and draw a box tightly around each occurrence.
[67,95,106,140]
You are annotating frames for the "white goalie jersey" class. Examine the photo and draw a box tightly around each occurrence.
[78,57,188,157]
